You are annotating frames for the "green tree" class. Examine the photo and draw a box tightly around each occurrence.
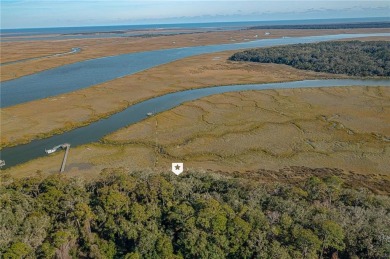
[292,226,321,258]
[3,242,32,259]
[324,176,343,205]
[305,177,327,201]
[318,220,345,258]
[124,252,140,259]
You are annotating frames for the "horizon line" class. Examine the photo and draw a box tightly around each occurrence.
[1,16,389,31]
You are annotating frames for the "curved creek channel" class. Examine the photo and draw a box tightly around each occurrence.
[1,33,389,107]
[1,79,390,168]
[1,33,390,168]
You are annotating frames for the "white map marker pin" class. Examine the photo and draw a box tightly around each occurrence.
[172,163,184,175]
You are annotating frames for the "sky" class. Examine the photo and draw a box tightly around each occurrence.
[1,0,389,29]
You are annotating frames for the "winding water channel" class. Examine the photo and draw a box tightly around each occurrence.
[1,33,390,107]
[1,33,390,168]
[1,79,390,168]
[0,48,81,66]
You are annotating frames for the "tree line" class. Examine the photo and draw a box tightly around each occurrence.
[0,168,389,258]
[229,41,390,77]
[248,22,390,30]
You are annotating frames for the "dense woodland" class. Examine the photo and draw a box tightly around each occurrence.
[229,41,390,76]
[1,168,389,258]
[248,22,390,30]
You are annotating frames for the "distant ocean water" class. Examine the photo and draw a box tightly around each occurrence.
[1,17,389,37]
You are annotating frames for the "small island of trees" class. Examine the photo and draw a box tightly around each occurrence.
[229,41,390,76]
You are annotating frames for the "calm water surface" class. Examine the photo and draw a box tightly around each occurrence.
[2,33,390,107]
[1,79,389,169]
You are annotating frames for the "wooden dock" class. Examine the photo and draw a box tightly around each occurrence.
[60,144,70,172]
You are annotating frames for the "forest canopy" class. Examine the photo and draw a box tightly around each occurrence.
[1,168,389,258]
[247,22,390,30]
[229,41,390,76]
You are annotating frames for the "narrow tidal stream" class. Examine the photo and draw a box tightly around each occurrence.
[1,79,389,169]
[2,33,389,107]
